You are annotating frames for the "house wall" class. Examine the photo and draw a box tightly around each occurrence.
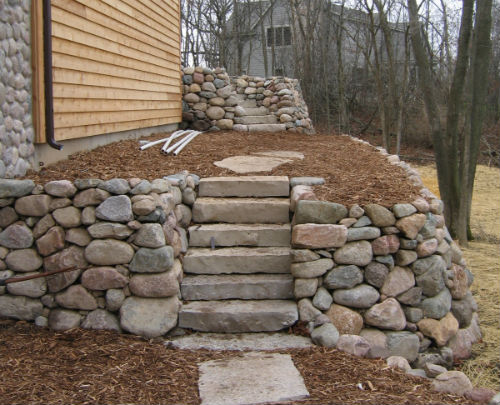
[48,0,182,141]
[0,0,36,179]
[1,0,182,179]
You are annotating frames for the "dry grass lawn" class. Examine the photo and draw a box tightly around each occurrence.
[416,164,500,391]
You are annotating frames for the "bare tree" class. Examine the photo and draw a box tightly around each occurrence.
[408,0,493,245]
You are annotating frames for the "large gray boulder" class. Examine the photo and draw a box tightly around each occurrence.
[294,201,347,224]
[0,295,43,320]
[120,296,181,338]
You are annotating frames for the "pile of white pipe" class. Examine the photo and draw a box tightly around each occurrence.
[139,130,202,155]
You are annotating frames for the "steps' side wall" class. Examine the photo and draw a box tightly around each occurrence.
[0,173,197,338]
[288,140,480,366]
[180,66,314,134]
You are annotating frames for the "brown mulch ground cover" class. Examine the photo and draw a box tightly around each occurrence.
[24,131,422,207]
[0,319,480,405]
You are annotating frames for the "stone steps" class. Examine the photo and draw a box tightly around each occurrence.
[248,124,288,132]
[192,197,290,224]
[181,274,294,300]
[198,176,289,197]
[239,106,269,116]
[178,300,298,333]
[235,115,278,125]
[188,223,291,247]
[183,247,291,275]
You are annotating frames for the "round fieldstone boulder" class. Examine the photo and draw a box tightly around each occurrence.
[44,180,77,197]
[14,194,51,216]
[5,248,42,272]
[323,265,363,289]
[129,246,174,273]
[396,213,426,239]
[81,309,121,332]
[294,278,318,298]
[206,106,225,120]
[392,203,417,218]
[87,222,133,240]
[385,331,420,362]
[48,309,81,331]
[326,304,363,335]
[36,226,65,256]
[365,262,389,288]
[298,298,322,322]
[332,284,380,308]
[134,223,166,248]
[73,188,110,207]
[347,226,381,241]
[106,289,126,312]
[7,272,47,298]
[311,323,339,347]
[81,267,128,290]
[85,239,134,265]
[291,258,333,278]
[364,204,396,227]
[0,223,33,248]
[380,266,415,297]
[294,200,347,224]
[419,288,452,319]
[417,312,459,346]
[129,270,180,298]
[312,287,333,311]
[98,179,130,195]
[56,285,98,310]
[432,371,473,396]
[65,228,92,247]
[52,206,81,228]
[371,235,400,255]
[336,335,371,357]
[364,298,406,330]
[119,296,180,338]
[333,241,372,266]
[0,179,35,198]
[95,195,133,223]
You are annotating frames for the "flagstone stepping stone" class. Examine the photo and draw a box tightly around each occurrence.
[198,352,309,405]
[214,155,293,173]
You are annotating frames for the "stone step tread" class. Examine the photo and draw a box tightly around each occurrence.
[188,223,291,247]
[178,300,298,333]
[236,115,278,125]
[192,197,290,224]
[166,332,313,351]
[181,274,294,300]
[198,176,290,198]
[240,107,269,116]
[248,124,287,132]
[183,246,291,275]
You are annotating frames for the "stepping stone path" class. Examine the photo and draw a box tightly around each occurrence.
[198,352,309,405]
[179,176,298,333]
[213,151,304,174]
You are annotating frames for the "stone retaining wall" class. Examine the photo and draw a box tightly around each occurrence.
[287,139,480,368]
[0,1,36,178]
[181,66,314,133]
[0,147,480,368]
[0,172,197,338]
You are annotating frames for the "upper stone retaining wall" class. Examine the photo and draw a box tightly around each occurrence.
[181,66,314,134]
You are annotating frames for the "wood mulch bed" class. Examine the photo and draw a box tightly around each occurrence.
[24,131,422,207]
[0,320,480,405]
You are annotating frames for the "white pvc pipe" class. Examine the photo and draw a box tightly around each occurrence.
[161,130,191,153]
[174,131,201,155]
[166,131,196,154]
[140,136,172,150]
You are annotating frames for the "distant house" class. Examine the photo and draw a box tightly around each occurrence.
[0,0,182,178]
[226,0,407,79]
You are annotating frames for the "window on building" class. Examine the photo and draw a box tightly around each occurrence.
[266,26,292,47]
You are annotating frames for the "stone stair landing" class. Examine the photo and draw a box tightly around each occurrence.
[179,176,297,333]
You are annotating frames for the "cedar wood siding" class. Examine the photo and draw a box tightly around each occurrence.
[37,0,182,142]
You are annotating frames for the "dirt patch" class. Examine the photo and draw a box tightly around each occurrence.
[24,131,421,207]
[416,164,500,390]
[0,320,479,405]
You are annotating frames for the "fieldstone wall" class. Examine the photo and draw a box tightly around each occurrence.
[0,0,36,178]
[289,141,481,369]
[181,66,314,134]
[0,172,197,338]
